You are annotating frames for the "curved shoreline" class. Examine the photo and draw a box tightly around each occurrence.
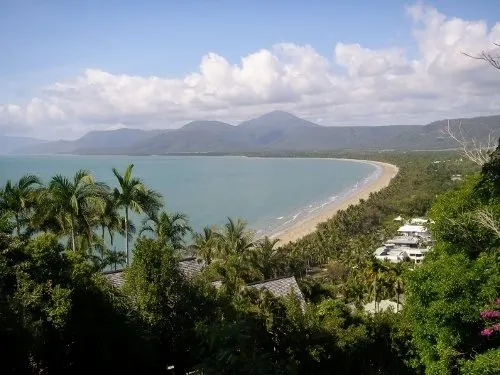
[272,159,399,245]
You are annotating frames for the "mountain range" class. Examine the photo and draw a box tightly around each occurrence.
[4,110,500,155]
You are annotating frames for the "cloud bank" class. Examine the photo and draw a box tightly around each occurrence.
[1,3,500,139]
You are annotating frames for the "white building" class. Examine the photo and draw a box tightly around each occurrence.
[398,224,428,237]
[374,244,409,263]
[386,236,420,248]
[374,241,431,265]
[404,248,430,264]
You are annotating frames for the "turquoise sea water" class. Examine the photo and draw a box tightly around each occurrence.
[0,155,378,240]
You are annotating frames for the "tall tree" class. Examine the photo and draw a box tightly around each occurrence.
[192,226,219,265]
[112,164,162,264]
[249,236,282,280]
[46,170,106,252]
[97,193,125,251]
[140,210,191,250]
[0,174,42,236]
[219,217,254,257]
[391,263,405,312]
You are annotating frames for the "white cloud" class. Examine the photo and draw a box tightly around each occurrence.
[2,2,500,139]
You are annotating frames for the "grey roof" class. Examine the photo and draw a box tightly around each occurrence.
[104,270,124,288]
[386,236,420,246]
[247,276,305,305]
[103,257,206,289]
[178,257,205,277]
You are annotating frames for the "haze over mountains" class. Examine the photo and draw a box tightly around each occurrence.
[5,111,500,155]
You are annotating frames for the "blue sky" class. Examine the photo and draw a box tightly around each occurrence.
[1,1,500,138]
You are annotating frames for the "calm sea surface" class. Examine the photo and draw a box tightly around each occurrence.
[0,155,377,239]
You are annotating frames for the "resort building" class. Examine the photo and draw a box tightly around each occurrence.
[103,257,305,304]
[373,244,409,263]
[385,235,420,248]
[373,217,433,264]
[247,276,306,308]
[397,224,428,237]
[404,248,430,264]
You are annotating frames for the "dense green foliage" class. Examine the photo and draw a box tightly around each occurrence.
[1,150,499,374]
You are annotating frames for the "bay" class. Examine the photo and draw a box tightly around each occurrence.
[0,155,377,242]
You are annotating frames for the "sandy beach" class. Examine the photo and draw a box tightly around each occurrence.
[274,160,399,245]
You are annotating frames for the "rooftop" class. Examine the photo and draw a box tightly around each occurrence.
[103,256,206,288]
[386,236,420,246]
[248,276,306,306]
[102,263,306,308]
[178,257,205,277]
[398,224,427,233]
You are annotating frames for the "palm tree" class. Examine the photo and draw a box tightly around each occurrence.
[46,170,106,252]
[192,226,220,265]
[391,263,405,312]
[140,210,191,250]
[365,259,390,312]
[112,164,162,264]
[98,193,125,249]
[103,248,127,271]
[250,236,282,279]
[0,174,42,235]
[219,217,255,257]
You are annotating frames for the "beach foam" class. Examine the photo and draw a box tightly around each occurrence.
[258,160,397,244]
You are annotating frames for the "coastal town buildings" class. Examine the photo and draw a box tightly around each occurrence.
[373,216,432,265]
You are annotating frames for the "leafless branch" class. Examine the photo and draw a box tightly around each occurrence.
[462,42,500,70]
[475,208,500,238]
[442,120,494,166]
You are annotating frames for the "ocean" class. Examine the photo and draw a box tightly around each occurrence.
[0,155,378,240]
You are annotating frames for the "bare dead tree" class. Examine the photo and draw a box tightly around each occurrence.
[442,120,495,166]
[442,43,500,165]
[463,42,500,70]
[475,208,500,239]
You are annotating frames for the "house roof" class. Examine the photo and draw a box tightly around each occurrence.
[398,225,427,233]
[103,262,306,309]
[247,276,305,305]
[178,257,205,277]
[103,270,124,288]
[386,236,419,245]
[103,257,206,288]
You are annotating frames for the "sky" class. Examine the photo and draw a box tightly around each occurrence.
[1,0,500,140]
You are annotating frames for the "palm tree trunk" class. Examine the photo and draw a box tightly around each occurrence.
[101,225,106,259]
[70,217,76,252]
[15,214,20,236]
[125,207,129,264]
[396,290,400,313]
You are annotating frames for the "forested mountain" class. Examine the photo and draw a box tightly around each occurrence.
[7,111,500,155]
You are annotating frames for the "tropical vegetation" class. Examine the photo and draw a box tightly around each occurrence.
[0,147,499,374]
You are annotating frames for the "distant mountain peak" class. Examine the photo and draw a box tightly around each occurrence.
[238,110,319,129]
[181,120,234,131]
